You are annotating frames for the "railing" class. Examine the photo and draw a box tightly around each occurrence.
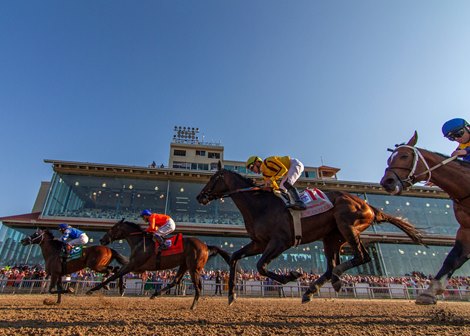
[1,278,469,302]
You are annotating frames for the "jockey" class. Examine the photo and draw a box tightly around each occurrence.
[58,223,89,253]
[442,118,470,162]
[246,155,307,210]
[140,209,176,250]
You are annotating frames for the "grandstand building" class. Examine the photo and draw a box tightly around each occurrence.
[1,126,468,277]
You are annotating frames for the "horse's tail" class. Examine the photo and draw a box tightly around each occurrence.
[207,245,231,266]
[110,249,129,266]
[370,205,427,246]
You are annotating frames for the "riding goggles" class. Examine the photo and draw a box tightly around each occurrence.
[446,128,466,141]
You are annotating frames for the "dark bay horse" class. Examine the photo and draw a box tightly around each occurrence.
[87,219,231,310]
[20,229,128,304]
[197,162,425,305]
[380,131,470,304]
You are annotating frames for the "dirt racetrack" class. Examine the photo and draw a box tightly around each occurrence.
[0,295,469,336]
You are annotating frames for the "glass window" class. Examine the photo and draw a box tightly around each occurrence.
[208,152,220,159]
[173,150,186,156]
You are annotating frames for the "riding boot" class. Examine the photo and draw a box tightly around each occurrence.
[283,182,307,211]
[154,234,168,250]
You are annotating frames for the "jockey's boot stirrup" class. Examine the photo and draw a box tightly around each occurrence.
[155,234,168,250]
[284,182,307,211]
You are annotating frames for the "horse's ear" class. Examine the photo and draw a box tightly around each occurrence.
[407,131,418,146]
[218,160,223,170]
[119,218,125,223]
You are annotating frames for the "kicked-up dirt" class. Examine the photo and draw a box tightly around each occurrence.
[0,295,469,335]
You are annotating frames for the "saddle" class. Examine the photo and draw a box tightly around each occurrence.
[154,233,184,256]
[276,188,333,217]
[60,245,83,262]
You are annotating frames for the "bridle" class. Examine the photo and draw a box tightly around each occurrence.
[387,145,457,188]
[27,230,45,245]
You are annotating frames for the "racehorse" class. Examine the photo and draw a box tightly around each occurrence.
[87,219,231,310]
[197,162,425,305]
[380,131,470,304]
[20,229,128,304]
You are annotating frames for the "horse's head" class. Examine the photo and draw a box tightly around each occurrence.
[100,219,143,245]
[21,229,49,246]
[197,161,254,205]
[380,131,420,195]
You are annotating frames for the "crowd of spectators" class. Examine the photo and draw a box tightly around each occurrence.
[1,265,469,292]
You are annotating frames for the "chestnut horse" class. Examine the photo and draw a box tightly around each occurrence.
[380,131,470,304]
[87,219,231,310]
[20,229,128,304]
[197,162,425,306]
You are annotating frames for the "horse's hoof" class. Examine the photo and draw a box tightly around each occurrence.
[301,293,312,304]
[85,290,93,296]
[150,295,156,300]
[103,285,110,291]
[415,293,437,305]
[67,287,75,294]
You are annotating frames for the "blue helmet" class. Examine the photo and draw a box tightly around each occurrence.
[58,223,68,230]
[442,118,469,137]
[140,209,152,217]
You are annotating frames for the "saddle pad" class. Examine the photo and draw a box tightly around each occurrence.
[64,246,83,261]
[155,233,184,256]
[300,188,333,218]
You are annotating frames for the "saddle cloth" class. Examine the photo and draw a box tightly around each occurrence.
[155,233,184,256]
[62,245,83,262]
[299,188,333,218]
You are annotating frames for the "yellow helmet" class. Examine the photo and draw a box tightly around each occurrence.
[246,156,262,169]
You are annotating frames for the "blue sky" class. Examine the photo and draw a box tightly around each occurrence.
[1,1,470,216]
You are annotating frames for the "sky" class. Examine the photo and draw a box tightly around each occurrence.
[1,0,470,216]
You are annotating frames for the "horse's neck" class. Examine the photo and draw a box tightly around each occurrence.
[39,239,61,261]
[424,151,470,198]
[125,232,150,250]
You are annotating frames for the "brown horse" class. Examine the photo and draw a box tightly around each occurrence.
[20,229,128,304]
[197,161,425,305]
[87,219,231,310]
[380,131,470,304]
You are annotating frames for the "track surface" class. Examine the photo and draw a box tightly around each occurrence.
[0,295,469,335]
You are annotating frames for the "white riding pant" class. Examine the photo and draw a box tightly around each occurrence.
[68,233,89,246]
[280,158,304,191]
[156,219,176,237]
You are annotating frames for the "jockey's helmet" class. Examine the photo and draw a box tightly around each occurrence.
[442,118,469,138]
[58,223,69,230]
[246,156,262,169]
[140,209,152,217]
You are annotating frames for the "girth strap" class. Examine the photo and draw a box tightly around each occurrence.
[289,209,302,247]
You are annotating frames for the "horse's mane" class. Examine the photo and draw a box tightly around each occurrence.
[122,221,144,232]
[41,229,64,250]
[424,149,470,169]
[222,169,256,186]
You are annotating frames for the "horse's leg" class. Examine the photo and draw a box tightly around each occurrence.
[150,265,188,299]
[416,241,469,305]
[255,239,298,284]
[189,269,202,310]
[302,234,342,303]
[86,263,133,295]
[228,241,264,306]
[330,208,372,291]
